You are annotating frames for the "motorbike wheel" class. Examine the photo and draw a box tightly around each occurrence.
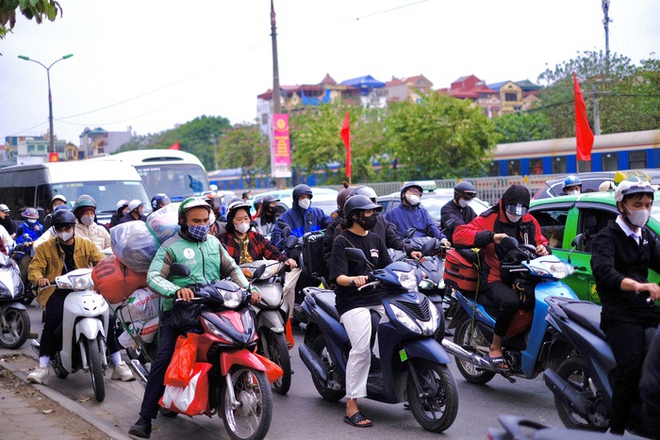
[52,352,69,379]
[85,336,106,402]
[221,367,273,440]
[554,355,609,431]
[0,307,30,349]
[407,360,459,433]
[309,333,345,402]
[264,331,291,395]
[453,316,496,385]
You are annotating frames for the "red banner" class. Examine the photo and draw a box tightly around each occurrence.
[271,114,292,178]
[573,72,594,161]
[48,152,59,162]
[341,111,351,180]
[168,141,180,150]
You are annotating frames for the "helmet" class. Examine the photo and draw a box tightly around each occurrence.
[400,182,423,200]
[262,194,280,204]
[74,195,97,211]
[52,209,76,228]
[343,195,382,219]
[336,185,356,211]
[454,181,477,199]
[350,186,378,202]
[292,184,313,202]
[127,199,143,212]
[501,184,530,215]
[22,207,39,219]
[226,199,251,225]
[0,204,10,212]
[562,175,582,191]
[615,178,655,202]
[51,194,67,205]
[151,193,171,210]
[598,180,616,192]
[178,197,211,222]
[116,199,129,211]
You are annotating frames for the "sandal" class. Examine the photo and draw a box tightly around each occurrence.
[486,355,510,371]
[343,411,374,428]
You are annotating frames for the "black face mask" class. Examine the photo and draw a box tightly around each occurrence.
[359,215,377,230]
[265,206,276,215]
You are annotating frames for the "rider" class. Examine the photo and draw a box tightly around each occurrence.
[330,195,392,428]
[151,193,171,211]
[26,209,134,384]
[453,184,549,370]
[441,181,478,244]
[16,207,43,245]
[253,194,281,238]
[119,199,146,224]
[43,194,67,231]
[0,203,16,238]
[73,195,111,252]
[219,199,296,269]
[129,197,258,439]
[562,175,582,195]
[590,178,660,435]
[384,182,449,244]
[109,199,129,229]
[322,183,356,272]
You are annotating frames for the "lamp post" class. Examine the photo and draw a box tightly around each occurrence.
[18,54,73,154]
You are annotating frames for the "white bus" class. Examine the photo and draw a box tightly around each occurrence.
[93,149,211,201]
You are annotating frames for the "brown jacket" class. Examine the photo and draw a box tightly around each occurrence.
[28,236,104,306]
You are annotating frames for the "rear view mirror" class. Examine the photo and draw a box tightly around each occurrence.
[404,228,416,239]
[500,236,519,251]
[421,238,437,256]
[345,248,368,263]
[170,263,191,277]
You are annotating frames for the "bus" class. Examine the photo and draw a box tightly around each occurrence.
[92,150,211,201]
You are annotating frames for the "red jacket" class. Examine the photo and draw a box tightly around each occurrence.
[453,202,547,285]
[219,230,287,265]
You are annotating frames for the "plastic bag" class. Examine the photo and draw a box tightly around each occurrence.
[110,221,159,273]
[112,287,160,323]
[92,256,147,303]
[170,300,205,332]
[159,362,212,416]
[164,333,199,387]
[117,316,160,348]
[146,203,181,245]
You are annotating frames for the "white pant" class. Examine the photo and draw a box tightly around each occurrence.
[340,305,385,399]
[283,267,302,318]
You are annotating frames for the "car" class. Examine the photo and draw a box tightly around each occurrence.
[252,187,339,217]
[376,188,491,226]
[533,169,660,200]
[529,190,660,303]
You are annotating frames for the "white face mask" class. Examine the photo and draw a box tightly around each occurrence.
[567,189,580,196]
[235,222,250,234]
[624,205,651,228]
[81,215,94,226]
[506,212,522,223]
[405,194,421,206]
[298,198,311,210]
[57,230,74,242]
[458,199,469,208]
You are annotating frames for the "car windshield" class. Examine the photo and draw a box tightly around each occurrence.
[135,164,209,201]
[50,180,152,216]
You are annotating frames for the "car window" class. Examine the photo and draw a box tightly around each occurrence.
[579,208,617,252]
[531,208,569,249]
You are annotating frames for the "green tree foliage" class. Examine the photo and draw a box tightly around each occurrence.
[494,112,553,143]
[0,0,62,40]
[536,51,659,137]
[118,115,230,171]
[216,123,270,186]
[384,91,498,180]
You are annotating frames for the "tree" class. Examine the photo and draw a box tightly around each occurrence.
[384,91,498,180]
[0,0,62,41]
[536,51,659,137]
[494,112,553,143]
[216,123,270,187]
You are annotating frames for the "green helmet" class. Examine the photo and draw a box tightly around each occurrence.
[178,197,211,224]
[74,194,97,211]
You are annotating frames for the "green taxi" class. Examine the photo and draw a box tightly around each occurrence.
[529,190,660,303]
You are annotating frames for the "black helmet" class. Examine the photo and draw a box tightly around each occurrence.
[292,184,313,202]
[343,195,382,219]
[350,185,378,202]
[400,182,423,200]
[336,185,356,211]
[52,209,76,228]
[501,184,530,215]
[454,181,476,200]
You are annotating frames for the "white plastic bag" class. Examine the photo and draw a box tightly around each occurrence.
[113,287,160,323]
[147,203,181,245]
[117,315,160,348]
[110,221,159,272]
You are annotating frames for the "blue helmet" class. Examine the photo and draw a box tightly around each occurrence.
[151,193,171,210]
[562,175,582,191]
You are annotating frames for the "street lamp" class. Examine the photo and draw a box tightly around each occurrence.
[18,54,73,154]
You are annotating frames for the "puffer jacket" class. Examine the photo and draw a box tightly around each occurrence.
[270,204,330,250]
[75,222,111,252]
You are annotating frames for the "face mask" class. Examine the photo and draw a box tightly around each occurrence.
[298,198,311,210]
[567,189,580,196]
[57,230,74,242]
[624,205,651,228]
[81,215,94,226]
[235,222,250,234]
[359,215,377,230]
[27,219,37,224]
[188,224,210,241]
[405,194,421,206]
[265,206,275,215]
[458,199,469,208]
[506,212,522,223]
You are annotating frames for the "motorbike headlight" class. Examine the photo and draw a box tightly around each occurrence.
[393,269,418,290]
[69,273,94,290]
[537,260,574,279]
[203,317,233,340]
[420,301,441,335]
[419,279,435,290]
[216,287,243,308]
[390,304,421,334]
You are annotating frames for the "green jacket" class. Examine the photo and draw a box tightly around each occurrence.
[147,232,249,312]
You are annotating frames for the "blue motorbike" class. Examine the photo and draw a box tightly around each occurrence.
[442,236,578,384]
[298,244,459,433]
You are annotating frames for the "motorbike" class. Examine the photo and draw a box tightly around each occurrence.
[131,263,275,440]
[442,236,578,385]
[241,259,292,395]
[31,268,110,402]
[0,252,31,349]
[10,238,37,306]
[297,243,459,433]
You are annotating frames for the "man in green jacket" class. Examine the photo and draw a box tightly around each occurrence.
[129,197,257,439]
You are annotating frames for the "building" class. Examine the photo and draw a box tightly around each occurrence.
[380,75,434,103]
[3,135,71,166]
[79,126,133,158]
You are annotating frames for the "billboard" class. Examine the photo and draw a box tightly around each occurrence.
[270,114,292,178]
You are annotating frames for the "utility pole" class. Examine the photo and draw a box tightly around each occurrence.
[592,84,601,136]
[602,0,612,72]
[270,0,281,115]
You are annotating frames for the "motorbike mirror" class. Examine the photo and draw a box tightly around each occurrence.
[566,233,585,265]
[421,238,437,256]
[251,264,267,281]
[500,236,519,251]
[170,263,191,278]
[284,234,298,249]
[281,226,292,238]
[404,228,416,239]
[345,247,368,263]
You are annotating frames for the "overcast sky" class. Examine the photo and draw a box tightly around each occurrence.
[1,0,658,146]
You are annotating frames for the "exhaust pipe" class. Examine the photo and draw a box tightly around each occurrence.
[543,369,590,418]
[129,359,149,388]
[298,343,328,383]
[441,338,496,371]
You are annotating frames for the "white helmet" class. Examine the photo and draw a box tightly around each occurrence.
[614,178,654,202]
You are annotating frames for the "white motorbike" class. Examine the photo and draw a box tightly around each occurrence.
[32,268,110,402]
[0,253,31,349]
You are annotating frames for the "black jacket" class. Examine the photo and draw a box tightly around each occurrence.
[440,199,477,244]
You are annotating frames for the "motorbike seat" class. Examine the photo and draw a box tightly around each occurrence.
[561,301,606,340]
[307,287,340,321]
